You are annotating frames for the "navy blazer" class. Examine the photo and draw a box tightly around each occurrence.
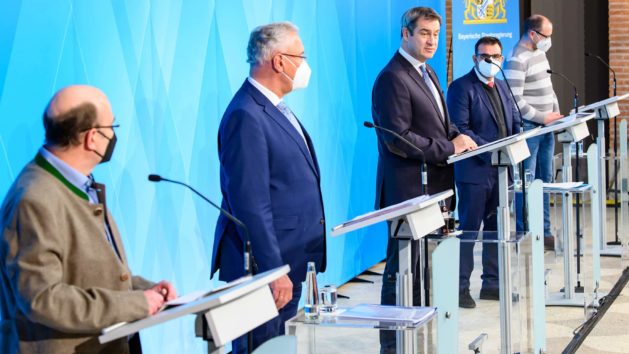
[372,51,460,209]
[211,80,326,284]
[447,69,521,184]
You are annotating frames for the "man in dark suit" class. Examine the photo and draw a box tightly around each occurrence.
[211,22,326,353]
[371,7,476,353]
[447,36,521,309]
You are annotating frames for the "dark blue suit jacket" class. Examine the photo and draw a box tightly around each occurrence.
[211,80,326,284]
[372,52,460,209]
[447,69,521,184]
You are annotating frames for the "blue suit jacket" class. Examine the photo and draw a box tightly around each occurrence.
[447,69,521,184]
[211,80,326,284]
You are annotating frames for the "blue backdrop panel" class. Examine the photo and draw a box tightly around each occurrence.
[451,0,520,80]
[0,1,446,351]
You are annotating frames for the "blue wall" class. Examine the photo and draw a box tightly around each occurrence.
[0,1,446,352]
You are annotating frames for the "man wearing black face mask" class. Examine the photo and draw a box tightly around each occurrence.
[447,36,521,308]
[0,85,177,353]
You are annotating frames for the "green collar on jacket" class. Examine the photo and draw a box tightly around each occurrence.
[34,152,90,201]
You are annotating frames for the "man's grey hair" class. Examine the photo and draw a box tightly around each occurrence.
[247,22,299,66]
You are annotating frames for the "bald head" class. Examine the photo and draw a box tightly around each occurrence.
[43,85,113,147]
[523,14,551,37]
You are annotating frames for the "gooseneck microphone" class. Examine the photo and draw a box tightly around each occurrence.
[585,52,617,96]
[364,121,428,195]
[148,174,255,275]
[585,52,622,247]
[546,69,579,113]
[484,58,529,230]
[484,58,524,130]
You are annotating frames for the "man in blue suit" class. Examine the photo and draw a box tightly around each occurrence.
[447,36,521,309]
[211,22,326,353]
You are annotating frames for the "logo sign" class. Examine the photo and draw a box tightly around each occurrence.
[464,0,508,25]
[451,0,519,81]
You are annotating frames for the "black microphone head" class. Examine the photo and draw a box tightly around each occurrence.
[483,58,493,64]
[585,52,592,57]
[148,174,162,182]
[363,121,374,128]
[546,69,553,74]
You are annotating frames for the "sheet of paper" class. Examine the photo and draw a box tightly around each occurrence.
[336,303,436,325]
[543,182,585,189]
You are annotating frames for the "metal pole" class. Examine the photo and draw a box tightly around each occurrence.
[497,164,512,354]
[597,119,608,252]
[561,143,575,299]
[397,238,413,354]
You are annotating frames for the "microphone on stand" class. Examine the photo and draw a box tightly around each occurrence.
[484,58,524,129]
[547,69,579,113]
[363,121,428,195]
[484,58,529,230]
[585,52,622,246]
[585,52,617,96]
[148,174,255,275]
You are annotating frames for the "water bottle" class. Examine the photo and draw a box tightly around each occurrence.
[304,262,320,320]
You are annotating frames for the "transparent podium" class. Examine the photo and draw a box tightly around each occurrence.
[285,308,437,354]
[330,191,457,354]
[447,128,544,354]
[98,266,289,354]
[579,94,629,257]
[532,112,601,307]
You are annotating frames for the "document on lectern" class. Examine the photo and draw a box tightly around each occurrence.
[336,303,436,325]
[161,275,252,309]
[102,275,253,334]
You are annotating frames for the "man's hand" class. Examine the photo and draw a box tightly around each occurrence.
[270,274,293,310]
[144,289,166,315]
[543,112,564,125]
[452,134,478,154]
[149,280,178,301]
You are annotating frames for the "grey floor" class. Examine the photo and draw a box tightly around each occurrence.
[291,203,629,353]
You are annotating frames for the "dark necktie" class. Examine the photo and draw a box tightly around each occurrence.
[90,181,121,259]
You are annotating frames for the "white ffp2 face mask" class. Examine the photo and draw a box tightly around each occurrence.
[477,59,501,79]
[536,36,552,52]
[283,56,311,90]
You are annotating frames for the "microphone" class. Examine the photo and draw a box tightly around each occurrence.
[547,69,579,113]
[484,58,529,230]
[585,52,617,96]
[148,174,255,275]
[484,58,524,130]
[363,121,428,195]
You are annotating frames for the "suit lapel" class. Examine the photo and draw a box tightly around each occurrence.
[426,66,449,128]
[245,81,319,177]
[405,64,448,132]
[496,81,514,135]
[475,80,500,127]
[471,71,505,133]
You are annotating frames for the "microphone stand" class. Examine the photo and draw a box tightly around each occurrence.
[485,58,528,231]
[586,53,621,246]
[546,69,584,293]
[363,121,432,305]
[363,121,428,195]
[148,174,256,353]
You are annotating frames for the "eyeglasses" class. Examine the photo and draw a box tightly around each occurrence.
[280,52,307,60]
[533,30,550,39]
[94,124,120,130]
[476,53,503,60]
[81,123,120,133]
